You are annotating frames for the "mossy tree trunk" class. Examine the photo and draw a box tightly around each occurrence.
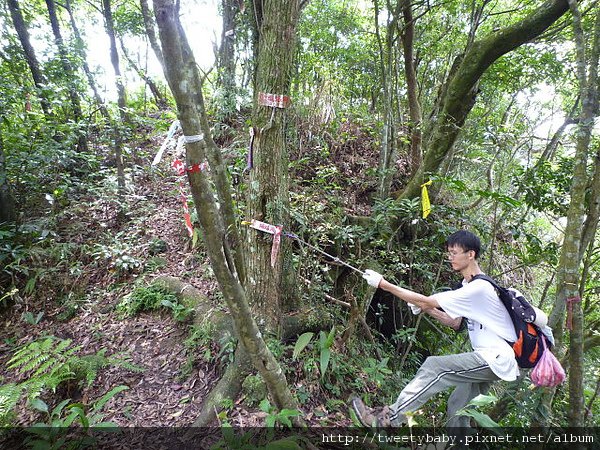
[546,1,599,428]
[398,0,570,201]
[153,0,297,413]
[245,0,300,331]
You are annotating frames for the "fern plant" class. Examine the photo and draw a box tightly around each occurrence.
[1,336,142,426]
[0,383,23,427]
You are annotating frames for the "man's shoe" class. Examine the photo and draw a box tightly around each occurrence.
[350,397,391,427]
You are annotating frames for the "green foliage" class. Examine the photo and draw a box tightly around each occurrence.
[25,385,128,449]
[291,328,336,381]
[518,158,574,215]
[242,374,267,407]
[363,357,393,389]
[1,336,141,425]
[117,284,192,321]
[0,383,22,427]
[259,399,301,428]
[455,394,502,429]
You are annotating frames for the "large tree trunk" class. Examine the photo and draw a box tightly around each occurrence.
[44,0,88,153]
[245,0,300,331]
[102,0,127,194]
[398,0,570,200]
[7,0,51,117]
[152,0,298,414]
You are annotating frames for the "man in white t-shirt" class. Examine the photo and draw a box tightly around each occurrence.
[351,230,519,430]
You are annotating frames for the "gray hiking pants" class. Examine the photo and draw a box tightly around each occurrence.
[388,351,498,427]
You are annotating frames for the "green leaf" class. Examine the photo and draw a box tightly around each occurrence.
[319,347,331,380]
[467,394,497,407]
[457,409,501,429]
[292,332,314,359]
[265,415,277,427]
[93,385,129,412]
[259,398,272,413]
[94,421,120,428]
[30,398,48,413]
[325,326,336,348]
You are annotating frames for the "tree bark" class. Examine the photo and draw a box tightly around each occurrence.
[401,2,422,175]
[7,0,51,117]
[102,0,127,194]
[44,0,88,152]
[0,127,16,223]
[558,0,599,428]
[217,0,240,115]
[140,0,164,69]
[152,0,298,413]
[245,0,300,331]
[398,0,570,200]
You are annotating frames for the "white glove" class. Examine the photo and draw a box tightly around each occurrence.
[408,303,421,315]
[363,269,383,288]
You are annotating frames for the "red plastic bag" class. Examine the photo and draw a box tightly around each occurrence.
[530,337,565,387]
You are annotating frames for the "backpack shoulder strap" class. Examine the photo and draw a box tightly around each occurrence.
[470,273,502,290]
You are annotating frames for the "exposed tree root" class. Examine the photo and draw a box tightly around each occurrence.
[152,275,336,426]
[193,346,252,426]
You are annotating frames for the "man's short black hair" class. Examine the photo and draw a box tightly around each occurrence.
[446,230,482,259]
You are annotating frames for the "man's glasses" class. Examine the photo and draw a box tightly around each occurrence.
[447,250,470,259]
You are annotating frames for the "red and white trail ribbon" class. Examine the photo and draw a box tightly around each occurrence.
[245,219,284,268]
[258,92,291,109]
[171,158,209,237]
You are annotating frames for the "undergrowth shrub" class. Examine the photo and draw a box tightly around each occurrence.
[117,284,193,321]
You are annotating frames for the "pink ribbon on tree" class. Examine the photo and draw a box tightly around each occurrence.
[566,296,581,330]
[246,219,284,268]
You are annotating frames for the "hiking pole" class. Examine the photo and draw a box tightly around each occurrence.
[242,219,366,276]
[286,232,366,276]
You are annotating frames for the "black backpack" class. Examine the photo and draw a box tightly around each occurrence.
[470,274,551,369]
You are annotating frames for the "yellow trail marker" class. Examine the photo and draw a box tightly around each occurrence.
[421,180,432,219]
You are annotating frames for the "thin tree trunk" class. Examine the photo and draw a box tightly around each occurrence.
[374,0,398,199]
[140,0,164,69]
[119,38,168,108]
[245,0,301,330]
[562,0,599,428]
[0,127,16,223]
[402,2,422,175]
[7,0,51,117]
[217,0,240,115]
[62,0,111,122]
[102,0,127,194]
[152,0,298,413]
[45,0,88,152]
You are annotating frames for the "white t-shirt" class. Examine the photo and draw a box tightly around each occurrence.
[432,278,520,381]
